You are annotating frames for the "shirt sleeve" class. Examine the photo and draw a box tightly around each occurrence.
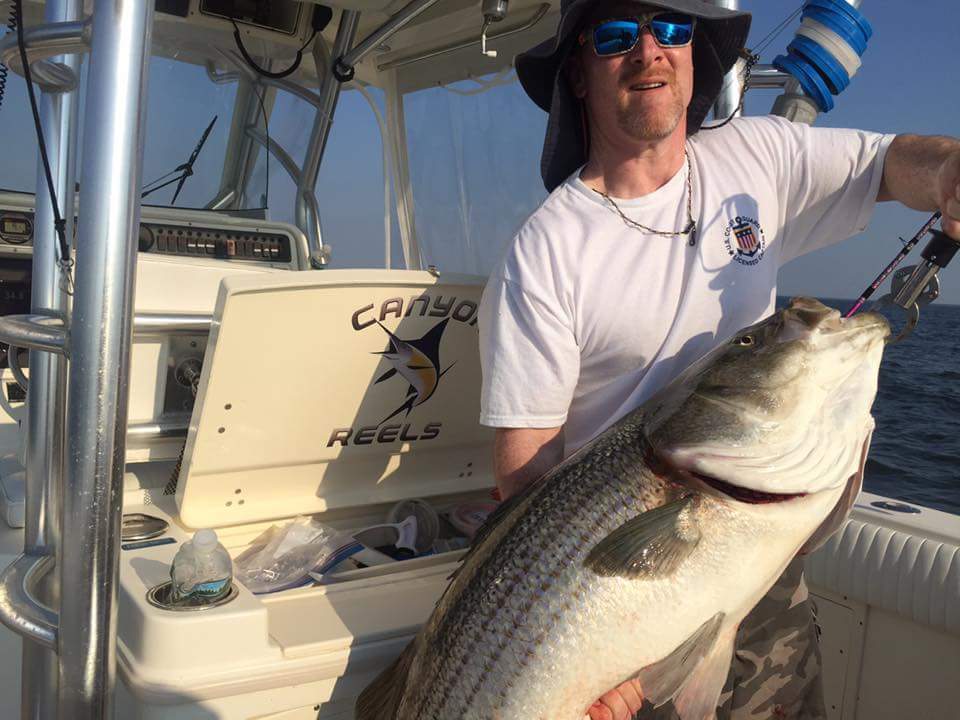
[478,272,579,428]
[771,116,896,265]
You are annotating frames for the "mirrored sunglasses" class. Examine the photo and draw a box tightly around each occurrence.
[580,13,696,57]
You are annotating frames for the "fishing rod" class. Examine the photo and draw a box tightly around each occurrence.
[845,211,960,343]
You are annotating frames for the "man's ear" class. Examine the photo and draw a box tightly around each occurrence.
[566,53,587,99]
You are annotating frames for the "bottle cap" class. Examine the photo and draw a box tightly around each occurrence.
[193,528,218,551]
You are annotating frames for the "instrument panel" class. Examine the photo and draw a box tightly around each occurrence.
[0,209,303,268]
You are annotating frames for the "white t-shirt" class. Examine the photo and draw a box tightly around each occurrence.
[478,115,895,455]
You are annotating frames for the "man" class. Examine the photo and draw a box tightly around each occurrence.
[477,1,960,718]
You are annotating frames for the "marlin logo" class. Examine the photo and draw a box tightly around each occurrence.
[373,318,455,425]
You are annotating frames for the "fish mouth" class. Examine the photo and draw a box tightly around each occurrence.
[782,297,890,342]
[643,435,807,505]
[689,472,807,504]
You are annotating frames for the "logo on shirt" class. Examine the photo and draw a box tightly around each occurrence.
[723,216,766,266]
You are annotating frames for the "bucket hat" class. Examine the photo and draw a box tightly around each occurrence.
[516,0,751,191]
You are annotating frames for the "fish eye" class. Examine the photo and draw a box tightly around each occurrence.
[734,335,754,346]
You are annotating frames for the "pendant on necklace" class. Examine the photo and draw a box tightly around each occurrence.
[688,223,698,247]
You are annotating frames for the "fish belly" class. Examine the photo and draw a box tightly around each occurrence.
[496,488,844,720]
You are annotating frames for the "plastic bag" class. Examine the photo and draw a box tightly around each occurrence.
[234,516,354,594]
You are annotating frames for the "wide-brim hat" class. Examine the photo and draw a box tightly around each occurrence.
[517,0,751,191]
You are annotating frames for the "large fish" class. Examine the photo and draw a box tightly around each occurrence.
[356,298,889,720]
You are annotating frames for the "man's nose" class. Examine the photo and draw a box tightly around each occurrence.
[628,27,664,64]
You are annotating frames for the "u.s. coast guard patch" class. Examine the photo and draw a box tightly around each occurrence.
[723,216,766,266]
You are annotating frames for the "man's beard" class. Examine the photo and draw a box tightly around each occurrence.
[616,85,684,141]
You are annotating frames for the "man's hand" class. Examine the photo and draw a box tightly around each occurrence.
[937,150,960,240]
[585,678,645,720]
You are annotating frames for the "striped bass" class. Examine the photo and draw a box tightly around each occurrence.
[356,297,889,720]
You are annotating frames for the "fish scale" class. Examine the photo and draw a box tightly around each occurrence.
[398,419,678,719]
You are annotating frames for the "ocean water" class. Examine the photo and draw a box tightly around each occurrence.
[781,297,960,515]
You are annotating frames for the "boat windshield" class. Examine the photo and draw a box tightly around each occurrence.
[0,50,549,273]
[0,55,271,213]
[402,71,548,275]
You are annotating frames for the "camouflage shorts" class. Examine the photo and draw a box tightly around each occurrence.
[636,557,826,720]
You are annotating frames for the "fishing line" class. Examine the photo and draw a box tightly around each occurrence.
[704,3,806,131]
[752,4,806,58]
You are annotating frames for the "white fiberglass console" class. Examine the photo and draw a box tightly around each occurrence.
[0,192,309,527]
[115,270,494,719]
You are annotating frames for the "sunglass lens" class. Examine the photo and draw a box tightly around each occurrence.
[650,13,694,46]
[593,19,641,56]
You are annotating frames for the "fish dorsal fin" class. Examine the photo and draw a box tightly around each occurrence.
[635,611,725,707]
[585,495,700,579]
[355,637,419,720]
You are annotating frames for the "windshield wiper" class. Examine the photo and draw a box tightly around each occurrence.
[141,114,218,204]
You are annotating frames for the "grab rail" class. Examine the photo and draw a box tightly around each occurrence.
[0,314,67,355]
[0,553,59,651]
[378,3,551,71]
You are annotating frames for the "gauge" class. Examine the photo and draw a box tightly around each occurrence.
[0,214,33,245]
[138,225,155,252]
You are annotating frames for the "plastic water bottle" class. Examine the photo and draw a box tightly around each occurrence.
[170,529,233,603]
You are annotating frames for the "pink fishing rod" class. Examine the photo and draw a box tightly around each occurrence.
[844,212,942,318]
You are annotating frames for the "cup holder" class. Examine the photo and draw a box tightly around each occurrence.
[147,580,239,612]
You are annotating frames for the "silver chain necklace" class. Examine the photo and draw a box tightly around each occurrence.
[593,151,697,247]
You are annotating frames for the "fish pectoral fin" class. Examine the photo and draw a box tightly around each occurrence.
[670,624,737,720]
[355,637,419,720]
[633,612,725,708]
[584,495,700,579]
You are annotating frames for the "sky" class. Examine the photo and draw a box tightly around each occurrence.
[0,1,958,300]
[739,0,960,303]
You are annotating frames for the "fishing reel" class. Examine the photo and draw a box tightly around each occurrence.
[874,229,960,344]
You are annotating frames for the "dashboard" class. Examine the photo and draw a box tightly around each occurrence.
[0,200,309,372]
[0,208,303,266]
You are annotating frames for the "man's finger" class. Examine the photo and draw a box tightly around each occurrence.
[587,701,613,720]
[617,678,645,712]
[596,688,633,720]
[942,215,960,242]
[944,195,960,221]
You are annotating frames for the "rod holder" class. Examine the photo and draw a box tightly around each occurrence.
[0,19,90,92]
[0,553,59,651]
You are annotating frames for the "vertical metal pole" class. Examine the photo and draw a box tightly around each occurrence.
[22,0,81,716]
[295,10,360,266]
[383,69,421,269]
[207,76,268,211]
[708,0,742,121]
[57,1,154,718]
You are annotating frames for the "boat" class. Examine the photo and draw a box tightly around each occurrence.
[0,0,955,717]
